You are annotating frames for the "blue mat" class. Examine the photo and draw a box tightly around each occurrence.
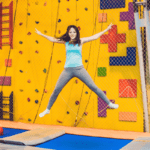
[1,128,132,150]
[36,134,132,150]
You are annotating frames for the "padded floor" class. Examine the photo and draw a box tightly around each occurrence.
[0,143,53,150]
[0,128,65,146]
[121,137,150,150]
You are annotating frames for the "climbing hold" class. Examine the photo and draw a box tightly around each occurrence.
[5,59,12,67]
[98,67,107,77]
[27,80,31,83]
[35,50,39,53]
[58,30,61,34]
[76,18,79,21]
[35,100,38,104]
[78,26,81,31]
[35,1,38,5]
[19,51,23,54]
[35,21,39,24]
[19,22,23,26]
[35,40,39,44]
[85,91,88,94]
[67,0,69,1]
[27,13,30,16]
[27,32,31,35]
[85,8,88,11]
[44,30,47,34]
[75,79,78,83]
[58,19,61,22]
[28,118,31,122]
[19,116,24,120]
[35,89,39,92]
[44,89,48,93]
[28,3,30,6]
[57,120,62,123]
[28,60,31,63]
[57,60,61,63]
[27,98,30,102]
[67,111,70,114]
[98,13,107,23]
[44,2,47,6]
[85,59,88,63]
[19,70,23,73]
[0,127,3,136]
[20,89,23,92]
[75,101,80,105]
[67,8,70,12]
[58,0,61,2]
[84,112,88,115]
[43,68,47,73]
[19,41,23,44]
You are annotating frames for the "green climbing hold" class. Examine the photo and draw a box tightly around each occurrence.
[98,67,106,77]
[43,68,47,73]
[28,118,31,121]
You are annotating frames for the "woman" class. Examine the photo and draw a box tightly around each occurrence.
[35,23,119,118]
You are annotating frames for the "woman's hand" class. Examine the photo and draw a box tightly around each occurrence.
[35,28,42,35]
[107,23,113,31]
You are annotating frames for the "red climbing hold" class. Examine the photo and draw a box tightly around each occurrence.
[75,101,80,105]
[84,112,88,115]
[44,2,47,6]
[57,60,61,63]
[27,80,31,83]
[27,98,30,102]
[57,120,62,123]
[75,79,78,84]
[19,51,23,54]
[0,127,3,136]
[100,25,126,52]
[78,26,81,31]
[67,8,70,12]
[35,50,39,53]
[19,22,23,26]
[27,32,31,35]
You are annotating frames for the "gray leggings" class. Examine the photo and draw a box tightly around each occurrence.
[47,65,110,110]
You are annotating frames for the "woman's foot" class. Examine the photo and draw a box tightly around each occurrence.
[39,109,50,117]
[108,102,119,109]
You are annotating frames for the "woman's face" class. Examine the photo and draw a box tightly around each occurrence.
[69,27,77,40]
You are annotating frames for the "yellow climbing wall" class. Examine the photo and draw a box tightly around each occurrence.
[0,0,145,132]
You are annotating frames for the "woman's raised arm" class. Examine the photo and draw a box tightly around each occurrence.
[35,28,65,44]
[80,23,113,44]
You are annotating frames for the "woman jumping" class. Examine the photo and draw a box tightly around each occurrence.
[35,23,119,118]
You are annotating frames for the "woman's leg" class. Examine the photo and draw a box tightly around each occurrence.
[39,69,73,117]
[74,68,118,108]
